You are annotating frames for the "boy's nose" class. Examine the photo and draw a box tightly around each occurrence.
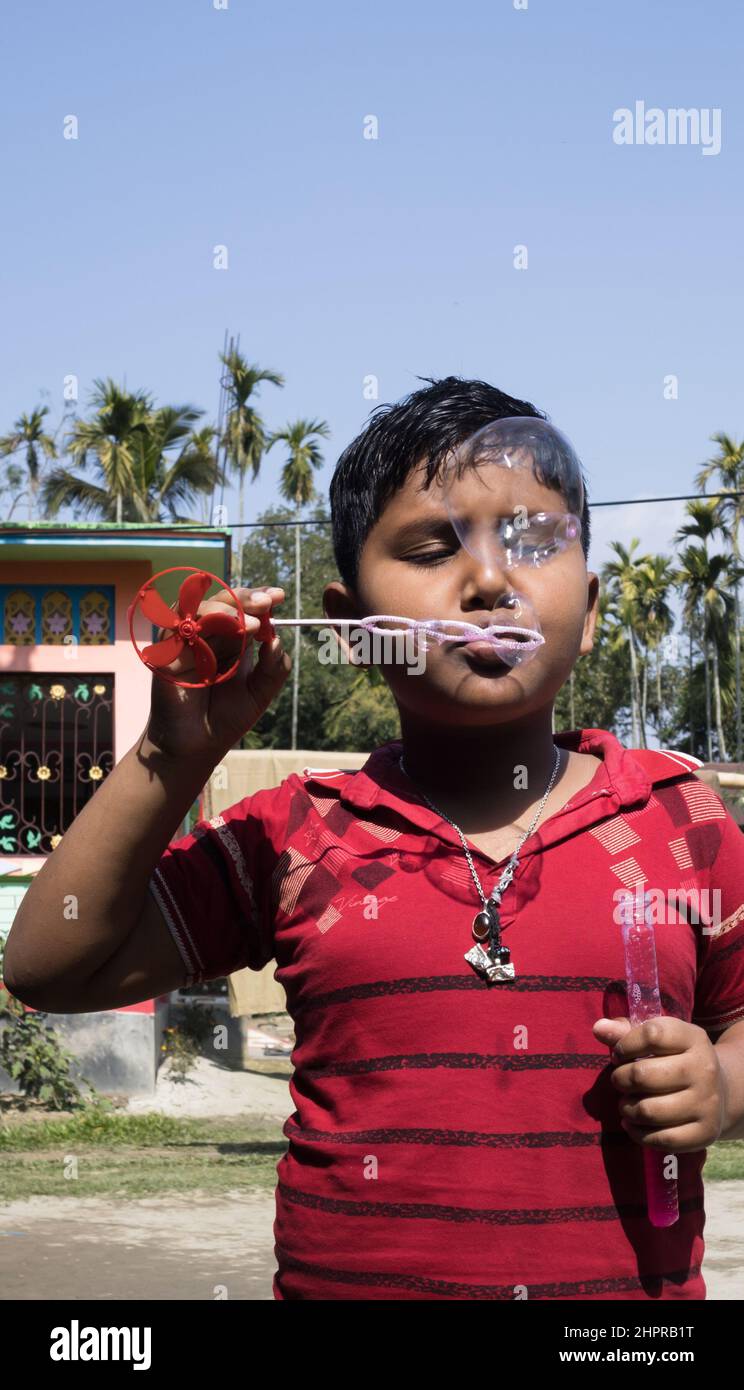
[450,515,511,572]
[459,570,541,639]
[458,543,519,603]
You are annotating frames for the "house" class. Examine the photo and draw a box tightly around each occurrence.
[0,520,232,1094]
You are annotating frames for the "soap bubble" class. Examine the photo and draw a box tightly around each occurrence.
[441,417,585,577]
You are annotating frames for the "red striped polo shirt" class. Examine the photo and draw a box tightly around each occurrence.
[149,727,744,1301]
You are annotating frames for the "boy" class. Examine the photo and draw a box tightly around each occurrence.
[6,376,744,1302]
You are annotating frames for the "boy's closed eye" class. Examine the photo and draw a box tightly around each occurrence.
[398,514,577,570]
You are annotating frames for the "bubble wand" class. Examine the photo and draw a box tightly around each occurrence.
[620,890,679,1227]
[128,567,544,688]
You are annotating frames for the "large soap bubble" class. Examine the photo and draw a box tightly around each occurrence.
[441,416,585,578]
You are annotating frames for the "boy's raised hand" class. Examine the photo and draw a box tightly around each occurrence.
[144,585,292,762]
[593,1016,728,1153]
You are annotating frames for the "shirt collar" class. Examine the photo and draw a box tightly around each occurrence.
[305,728,653,857]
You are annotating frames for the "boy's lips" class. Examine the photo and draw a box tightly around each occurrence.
[439,618,545,671]
[442,622,544,652]
[459,638,512,663]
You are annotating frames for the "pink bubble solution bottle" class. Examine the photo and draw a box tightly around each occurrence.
[620,890,680,1228]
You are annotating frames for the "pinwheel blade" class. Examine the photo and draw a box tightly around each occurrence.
[141,634,186,669]
[192,637,218,681]
[139,587,179,629]
[178,571,214,618]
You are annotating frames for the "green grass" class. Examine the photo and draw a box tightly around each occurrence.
[702,1140,744,1180]
[0,1108,272,1149]
[0,1113,288,1201]
[1,1106,743,1202]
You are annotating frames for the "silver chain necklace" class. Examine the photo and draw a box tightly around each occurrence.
[398,744,562,984]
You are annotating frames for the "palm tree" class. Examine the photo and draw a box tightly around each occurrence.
[674,544,735,761]
[266,418,331,749]
[708,587,734,762]
[601,540,650,746]
[183,426,225,523]
[41,379,152,523]
[634,555,675,737]
[674,500,730,759]
[127,410,222,521]
[219,352,284,582]
[1,461,28,520]
[675,497,727,547]
[41,386,219,523]
[0,406,58,520]
[696,435,744,760]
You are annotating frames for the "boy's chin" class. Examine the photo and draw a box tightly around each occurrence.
[390,671,547,724]
[437,644,544,689]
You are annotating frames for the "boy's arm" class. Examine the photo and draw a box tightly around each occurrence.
[2,729,219,1012]
[715,1019,744,1141]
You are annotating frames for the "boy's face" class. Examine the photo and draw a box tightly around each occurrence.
[324,458,599,728]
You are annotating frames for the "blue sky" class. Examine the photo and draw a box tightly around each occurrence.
[1,0,742,573]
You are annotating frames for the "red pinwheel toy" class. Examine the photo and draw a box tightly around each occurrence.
[128,567,267,689]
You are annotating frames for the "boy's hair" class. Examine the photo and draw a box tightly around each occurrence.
[329,375,591,591]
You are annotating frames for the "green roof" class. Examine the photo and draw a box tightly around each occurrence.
[0,522,232,578]
[0,521,229,532]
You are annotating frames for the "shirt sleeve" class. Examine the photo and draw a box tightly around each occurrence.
[147,776,296,986]
[692,798,744,1036]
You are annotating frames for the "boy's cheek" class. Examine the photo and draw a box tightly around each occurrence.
[539,602,589,661]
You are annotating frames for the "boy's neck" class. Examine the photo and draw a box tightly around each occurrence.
[398,707,565,811]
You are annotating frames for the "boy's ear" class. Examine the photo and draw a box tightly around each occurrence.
[322,580,370,667]
[580,572,600,655]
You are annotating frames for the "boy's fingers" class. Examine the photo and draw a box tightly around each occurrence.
[611,1053,691,1094]
[241,634,292,722]
[196,587,285,627]
[199,590,269,615]
[593,1018,633,1057]
[593,1017,633,1043]
[611,1017,690,1061]
[226,588,284,642]
[228,586,285,606]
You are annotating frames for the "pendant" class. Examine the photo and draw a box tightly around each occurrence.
[472,901,501,941]
[464,941,516,983]
[472,908,495,942]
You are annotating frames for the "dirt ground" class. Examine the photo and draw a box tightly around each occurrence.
[2,1061,742,1300]
[1,1182,742,1301]
[0,1190,277,1300]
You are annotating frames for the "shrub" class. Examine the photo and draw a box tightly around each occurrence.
[159,1001,217,1084]
[0,932,100,1112]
